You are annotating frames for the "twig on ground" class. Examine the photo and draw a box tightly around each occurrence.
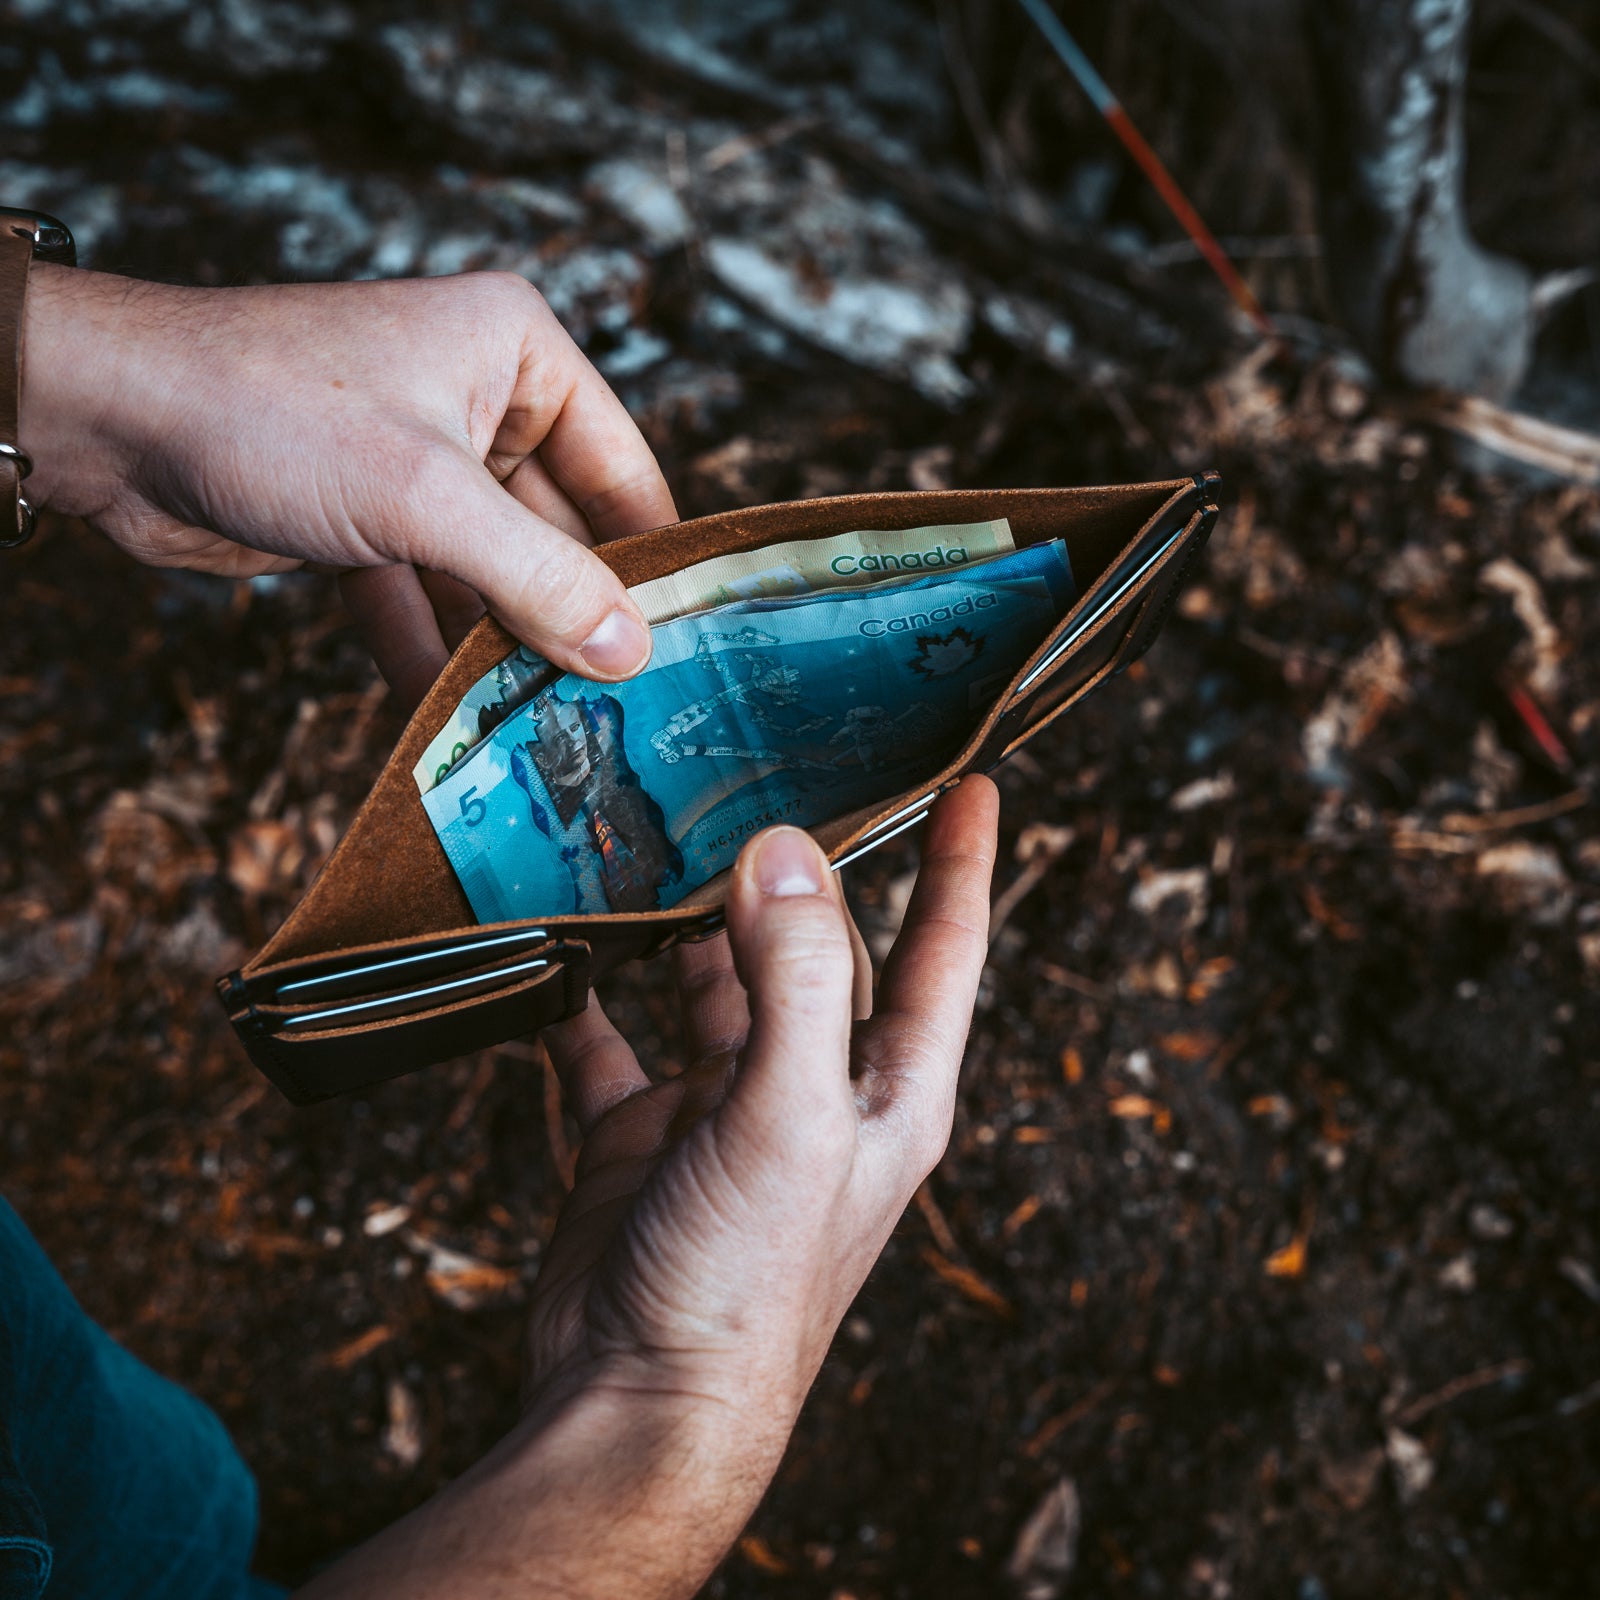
[1393,1357,1532,1426]
[914,1179,962,1258]
[1025,1378,1117,1458]
[1411,393,1600,486]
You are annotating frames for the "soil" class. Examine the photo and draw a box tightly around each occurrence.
[1,4,1597,1597]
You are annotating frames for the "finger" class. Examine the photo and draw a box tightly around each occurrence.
[845,902,874,1022]
[496,302,678,542]
[399,446,653,681]
[418,568,487,651]
[338,564,448,713]
[542,994,650,1138]
[105,508,305,580]
[674,932,750,1065]
[859,775,999,1105]
[500,452,594,545]
[721,827,857,1131]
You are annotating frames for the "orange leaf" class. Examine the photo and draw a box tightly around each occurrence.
[1248,1093,1293,1120]
[1109,1094,1157,1118]
[1060,1046,1084,1085]
[1185,956,1236,1003]
[1264,1236,1307,1278]
[738,1536,789,1575]
[1156,1031,1221,1061]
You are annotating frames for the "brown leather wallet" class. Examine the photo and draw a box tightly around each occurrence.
[219,471,1221,1103]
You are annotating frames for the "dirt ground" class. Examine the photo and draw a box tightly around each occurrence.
[2,3,1598,1597]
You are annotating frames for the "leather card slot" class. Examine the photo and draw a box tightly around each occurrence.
[268,925,555,1006]
[252,944,576,1037]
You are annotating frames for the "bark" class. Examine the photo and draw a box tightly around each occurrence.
[1306,0,1534,399]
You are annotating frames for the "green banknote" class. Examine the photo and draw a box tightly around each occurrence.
[410,518,1015,792]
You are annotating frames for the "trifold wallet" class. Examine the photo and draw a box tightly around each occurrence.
[219,471,1221,1103]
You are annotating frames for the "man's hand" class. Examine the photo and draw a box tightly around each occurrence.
[295,777,999,1600]
[20,266,675,704]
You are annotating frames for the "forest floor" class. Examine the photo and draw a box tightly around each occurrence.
[2,3,1598,1596]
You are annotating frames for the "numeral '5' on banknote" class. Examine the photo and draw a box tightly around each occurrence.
[422,539,1074,923]
[410,519,1016,793]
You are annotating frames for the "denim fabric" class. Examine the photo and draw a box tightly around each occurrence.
[0,1196,287,1600]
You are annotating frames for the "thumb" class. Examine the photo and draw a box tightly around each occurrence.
[398,446,653,681]
[722,826,857,1130]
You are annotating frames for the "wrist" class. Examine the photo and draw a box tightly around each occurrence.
[17,264,172,519]
[296,1359,793,1600]
[505,1363,793,1596]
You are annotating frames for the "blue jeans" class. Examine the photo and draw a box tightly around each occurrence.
[0,1197,286,1600]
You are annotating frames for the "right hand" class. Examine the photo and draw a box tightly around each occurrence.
[21,266,676,707]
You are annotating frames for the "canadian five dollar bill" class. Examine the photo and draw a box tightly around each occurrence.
[411,518,1017,793]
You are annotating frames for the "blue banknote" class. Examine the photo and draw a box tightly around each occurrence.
[423,541,1075,921]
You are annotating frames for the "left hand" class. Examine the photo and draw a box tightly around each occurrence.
[528,775,999,1461]
[294,783,998,1600]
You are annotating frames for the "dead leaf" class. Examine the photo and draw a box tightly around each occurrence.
[87,792,215,903]
[1190,960,1235,998]
[1320,1448,1385,1511]
[1006,1478,1080,1599]
[1248,1093,1294,1129]
[1264,1233,1308,1279]
[1109,1094,1157,1118]
[362,1202,412,1238]
[739,1535,790,1575]
[383,1379,423,1469]
[1156,1031,1222,1062]
[227,818,304,899]
[1128,867,1210,933]
[1385,1427,1435,1502]
[404,1230,521,1311]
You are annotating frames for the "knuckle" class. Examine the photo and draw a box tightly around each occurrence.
[761,918,854,987]
[470,269,547,317]
[583,463,672,532]
[502,538,614,634]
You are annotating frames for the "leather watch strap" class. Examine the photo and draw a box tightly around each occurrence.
[0,219,33,548]
[0,207,76,550]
